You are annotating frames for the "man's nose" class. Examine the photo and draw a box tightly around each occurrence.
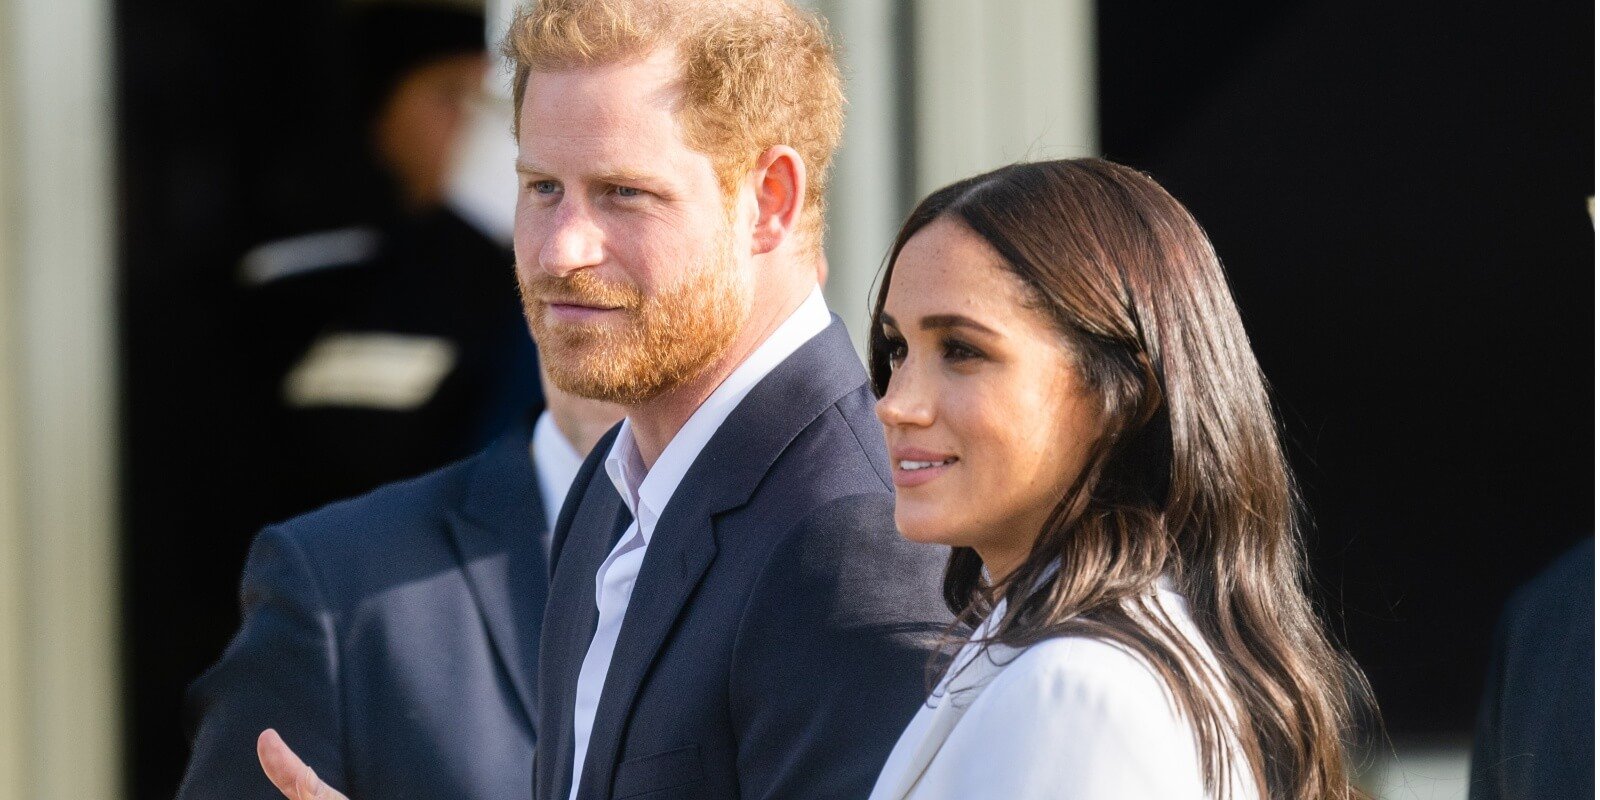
[538,200,604,277]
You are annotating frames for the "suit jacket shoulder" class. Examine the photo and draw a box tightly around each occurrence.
[181,421,547,800]
[265,457,477,605]
[732,489,941,667]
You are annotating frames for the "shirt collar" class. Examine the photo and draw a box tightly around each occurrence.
[531,409,586,534]
[603,420,651,527]
[603,285,830,542]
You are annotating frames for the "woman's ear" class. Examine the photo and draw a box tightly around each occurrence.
[748,145,806,256]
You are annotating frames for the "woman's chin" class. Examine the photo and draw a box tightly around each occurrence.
[893,509,960,548]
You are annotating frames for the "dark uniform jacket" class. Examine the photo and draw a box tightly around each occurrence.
[239,206,538,524]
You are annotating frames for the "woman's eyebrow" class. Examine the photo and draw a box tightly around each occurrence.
[918,313,999,336]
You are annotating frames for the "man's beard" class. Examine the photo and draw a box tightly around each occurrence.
[519,231,751,406]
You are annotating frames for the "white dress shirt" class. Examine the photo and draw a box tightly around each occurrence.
[566,286,831,800]
[868,578,1257,800]
[532,409,586,541]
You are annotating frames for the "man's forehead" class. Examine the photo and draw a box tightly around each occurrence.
[521,57,682,124]
[517,107,681,169]
[523,48,684,115]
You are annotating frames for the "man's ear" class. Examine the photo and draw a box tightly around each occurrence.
[748,145,806,256]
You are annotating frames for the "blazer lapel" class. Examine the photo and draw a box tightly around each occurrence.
[547,481,632,799]
[446,416,549,726]
[575,319,871,798]
[576,503,718,797]
[886,642,1021,800]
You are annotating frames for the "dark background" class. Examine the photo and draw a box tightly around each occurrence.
[117,0,1592,797]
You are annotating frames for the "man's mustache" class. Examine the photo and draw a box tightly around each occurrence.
[521,270,642,309]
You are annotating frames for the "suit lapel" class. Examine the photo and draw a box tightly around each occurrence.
[546,480,631,799]
[445,415,548,726]
[576,503,719,796]
[575,319,870,798]
[886,642,1021,800]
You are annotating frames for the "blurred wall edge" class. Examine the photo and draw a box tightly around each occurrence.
[803,0,1098,352]
[0,0,122,798]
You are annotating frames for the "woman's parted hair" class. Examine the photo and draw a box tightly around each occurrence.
[869,159,1374,800]
[501,0,843,245]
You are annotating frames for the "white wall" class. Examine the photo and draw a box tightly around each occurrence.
[0,0,121,797]
[911,0,1098,196]
[0,0,26,792]
[802,0,907,348]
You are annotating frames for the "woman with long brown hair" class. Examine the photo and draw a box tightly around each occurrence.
[866,159,1373,799]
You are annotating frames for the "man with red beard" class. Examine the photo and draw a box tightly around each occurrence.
[256,1,950,799]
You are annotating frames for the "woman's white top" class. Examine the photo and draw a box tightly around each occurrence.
[867,579,1258,800]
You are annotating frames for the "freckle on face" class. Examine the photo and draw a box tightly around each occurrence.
[880,218,1098,571]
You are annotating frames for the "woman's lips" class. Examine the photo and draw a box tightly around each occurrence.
[891,451,958,489]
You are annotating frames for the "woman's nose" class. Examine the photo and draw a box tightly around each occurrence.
[875,370,935,428]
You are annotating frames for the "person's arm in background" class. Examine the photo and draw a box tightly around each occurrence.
[177,525,347,800]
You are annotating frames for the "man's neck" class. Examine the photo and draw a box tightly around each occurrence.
[626,285,813,468]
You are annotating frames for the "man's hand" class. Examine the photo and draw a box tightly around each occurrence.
[257,729,350,800]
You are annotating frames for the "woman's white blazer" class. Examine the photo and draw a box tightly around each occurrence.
[867,584,1257,800]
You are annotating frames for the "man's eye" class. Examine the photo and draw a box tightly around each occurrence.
[614,185,643,198]
[531,180,559,195]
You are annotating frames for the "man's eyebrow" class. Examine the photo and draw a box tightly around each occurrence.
[513,161,656,185]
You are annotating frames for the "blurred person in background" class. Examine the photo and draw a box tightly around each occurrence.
[1468,538,1594,800]
[236,0,541,524]
[178,370,623,800]
[120,2,553,795]
[172,3,634,798]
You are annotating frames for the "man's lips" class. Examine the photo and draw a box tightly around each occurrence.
[544,300,624,322]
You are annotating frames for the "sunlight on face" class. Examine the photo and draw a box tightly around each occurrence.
[875,218,1101,581]
[512,48,752,404]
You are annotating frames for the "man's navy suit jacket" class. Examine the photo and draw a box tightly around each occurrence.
[535,320,952,800]
[178,416,550,799]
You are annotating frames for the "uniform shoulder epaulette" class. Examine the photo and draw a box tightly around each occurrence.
[238,225,382,287]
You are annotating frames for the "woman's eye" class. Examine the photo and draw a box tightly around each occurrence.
[942,339,982,362]
[883,336,907,367]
